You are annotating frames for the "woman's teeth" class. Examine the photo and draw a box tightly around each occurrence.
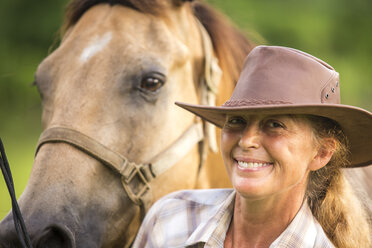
[237,161,271,169]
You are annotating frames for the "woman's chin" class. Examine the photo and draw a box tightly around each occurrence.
[232,177,272,200]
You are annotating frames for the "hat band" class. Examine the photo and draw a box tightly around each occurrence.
[223,99,292,107]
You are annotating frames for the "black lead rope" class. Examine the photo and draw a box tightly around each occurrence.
[0,138,33,248]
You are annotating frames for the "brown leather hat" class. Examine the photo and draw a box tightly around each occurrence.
[176,45,372,168]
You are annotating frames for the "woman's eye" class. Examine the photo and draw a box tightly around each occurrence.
[266,120,284,129]
[226,117,246,126]
[140,74,165,93]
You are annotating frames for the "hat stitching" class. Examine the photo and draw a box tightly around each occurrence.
[222,99,292,107]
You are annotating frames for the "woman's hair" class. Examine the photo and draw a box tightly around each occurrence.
[305,115,371,247]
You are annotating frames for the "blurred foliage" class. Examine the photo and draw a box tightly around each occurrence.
[0,0,66,218]
[0,0,371,219]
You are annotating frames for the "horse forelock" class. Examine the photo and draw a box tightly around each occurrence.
[62,0,168,34]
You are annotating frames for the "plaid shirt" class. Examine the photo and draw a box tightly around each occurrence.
[132,189,334,248]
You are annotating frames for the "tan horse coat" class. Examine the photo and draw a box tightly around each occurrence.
[0,1,254,247]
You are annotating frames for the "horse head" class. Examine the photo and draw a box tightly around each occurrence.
[0,1,254,247]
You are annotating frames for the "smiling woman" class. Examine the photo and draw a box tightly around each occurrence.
[221,114,321,202]
[133,45,372,248]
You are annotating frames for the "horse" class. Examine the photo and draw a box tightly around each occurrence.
[1,0,371,247]
[0,0,255,247]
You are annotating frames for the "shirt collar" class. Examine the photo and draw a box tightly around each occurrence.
[185,192,321,248]
[270,202,318,247]
[184,190,235,247]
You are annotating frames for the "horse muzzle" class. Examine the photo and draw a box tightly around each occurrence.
[0,215,75,248]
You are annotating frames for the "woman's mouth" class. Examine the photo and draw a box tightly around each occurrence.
[234,158,274,171]
[237,161,272,169]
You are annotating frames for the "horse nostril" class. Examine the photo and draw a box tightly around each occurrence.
[34,224,75,248]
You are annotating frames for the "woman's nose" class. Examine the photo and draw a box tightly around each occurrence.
[238,124,260,149]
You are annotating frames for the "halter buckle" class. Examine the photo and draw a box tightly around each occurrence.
[121,160,153,207]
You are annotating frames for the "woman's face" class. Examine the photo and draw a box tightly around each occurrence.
[221,114,321,200]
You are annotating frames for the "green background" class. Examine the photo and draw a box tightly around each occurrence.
[1,0,371,219]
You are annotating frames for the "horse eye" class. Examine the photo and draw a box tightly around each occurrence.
[140,74,165,92]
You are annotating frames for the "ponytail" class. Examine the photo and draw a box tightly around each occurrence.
[306,115,371,247]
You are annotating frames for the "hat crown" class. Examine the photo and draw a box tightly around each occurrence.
[225,46,340,107]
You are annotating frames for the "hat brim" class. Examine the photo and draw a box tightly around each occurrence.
[175,101,372,168]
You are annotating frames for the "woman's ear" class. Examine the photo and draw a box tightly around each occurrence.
[309,138,337,171]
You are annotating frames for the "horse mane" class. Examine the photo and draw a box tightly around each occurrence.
[61,0,255,98]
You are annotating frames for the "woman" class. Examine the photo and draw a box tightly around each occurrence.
[133,46,371,247]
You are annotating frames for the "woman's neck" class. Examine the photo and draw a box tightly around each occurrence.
[225,186,306,248]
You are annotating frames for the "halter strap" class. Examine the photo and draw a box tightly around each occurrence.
[35,122,203,214]
[195,19,222,154]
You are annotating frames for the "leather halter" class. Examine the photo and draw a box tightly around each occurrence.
[35,19,221,217]
[36,123,203,215]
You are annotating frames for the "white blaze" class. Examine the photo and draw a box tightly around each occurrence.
[80,32,112,63]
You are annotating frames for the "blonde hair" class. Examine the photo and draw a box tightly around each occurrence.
[306,115,371,247]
